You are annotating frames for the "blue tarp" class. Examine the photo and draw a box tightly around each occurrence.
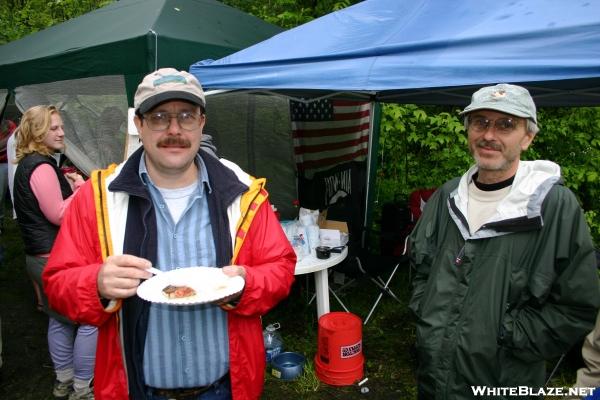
[191,0,600,106]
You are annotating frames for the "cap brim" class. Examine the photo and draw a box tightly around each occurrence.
[459,105,536,124]
[137,91,206,114]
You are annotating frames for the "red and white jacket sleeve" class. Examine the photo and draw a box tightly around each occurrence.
[42,181,111,327]
[229,200,296,317]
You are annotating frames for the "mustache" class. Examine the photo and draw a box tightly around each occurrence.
[157,136,191,148]
[476,139,501,151]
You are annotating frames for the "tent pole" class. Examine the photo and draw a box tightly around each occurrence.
[363,101,380,249]
[245,95,256,172]
[149,29,158,71]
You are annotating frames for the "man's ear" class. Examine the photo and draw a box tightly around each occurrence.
[521,131,535,151]
[133,115,143,132]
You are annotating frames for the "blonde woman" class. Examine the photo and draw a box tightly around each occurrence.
[13,105,97,400]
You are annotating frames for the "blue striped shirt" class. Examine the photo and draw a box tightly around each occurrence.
[139,154,229,388]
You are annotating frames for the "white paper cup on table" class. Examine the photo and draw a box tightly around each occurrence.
[305,225,320,256]
[299,213,313,226]
[299,207,319,226]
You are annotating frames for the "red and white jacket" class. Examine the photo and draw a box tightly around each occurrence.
[43,149,296,400]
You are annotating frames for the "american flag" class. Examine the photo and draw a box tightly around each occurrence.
[290,99,371,176]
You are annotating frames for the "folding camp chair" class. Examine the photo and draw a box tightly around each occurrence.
[355,236,409,325]
[355,191,437,325]
[545,353,567,386]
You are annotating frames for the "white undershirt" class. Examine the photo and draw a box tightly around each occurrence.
[156,182,198,224]
[467,182,512,234]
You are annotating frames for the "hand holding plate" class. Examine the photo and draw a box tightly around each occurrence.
[215,265,245,308]
[221,265,246,279]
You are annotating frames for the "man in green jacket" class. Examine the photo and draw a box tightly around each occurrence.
[409,83,600,399]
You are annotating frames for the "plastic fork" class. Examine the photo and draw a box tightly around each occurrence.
[146,266,163,275]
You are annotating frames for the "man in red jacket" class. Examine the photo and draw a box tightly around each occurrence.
[43,68,296,400]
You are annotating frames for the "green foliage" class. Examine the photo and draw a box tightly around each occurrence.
[0,0,114,44]
[376,104,471,203]
[586,210,600,245]
[375,104,600,245]
[527,108,600,211]
[222,0,359,28]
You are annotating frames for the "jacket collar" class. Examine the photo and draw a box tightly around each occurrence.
[107,147,148,198]
[449,160,562,239]
[108,146,248,205]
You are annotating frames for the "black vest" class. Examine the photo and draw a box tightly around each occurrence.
[14,153,73,255]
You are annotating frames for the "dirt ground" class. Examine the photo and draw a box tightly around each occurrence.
[0,208,581,399]
[1,214,57,400]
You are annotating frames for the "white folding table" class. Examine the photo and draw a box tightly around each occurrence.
[294,247,348,318]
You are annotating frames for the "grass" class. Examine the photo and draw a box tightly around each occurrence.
[0,207,583,399]
[261,260,421,399]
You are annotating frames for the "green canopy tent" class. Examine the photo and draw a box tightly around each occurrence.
[0,0,289,186]
[0,0,282,103]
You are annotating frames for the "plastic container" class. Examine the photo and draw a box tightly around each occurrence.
[263,322,283,363]
[271,352,306,380]
[314,312,364,386]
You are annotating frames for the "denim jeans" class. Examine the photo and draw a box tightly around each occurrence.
[145,375,231,400]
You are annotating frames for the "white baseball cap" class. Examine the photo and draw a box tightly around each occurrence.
[134,68,206,114]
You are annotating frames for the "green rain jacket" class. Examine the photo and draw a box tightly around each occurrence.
[409,160,600,399]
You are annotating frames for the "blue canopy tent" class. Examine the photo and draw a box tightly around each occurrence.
[190,0,600,239]
[191,0,600,106]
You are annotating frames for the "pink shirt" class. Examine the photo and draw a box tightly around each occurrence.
[30,163,83,227]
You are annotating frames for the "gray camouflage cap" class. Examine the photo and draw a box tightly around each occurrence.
[134,68,206,114]
[460,83,537,125]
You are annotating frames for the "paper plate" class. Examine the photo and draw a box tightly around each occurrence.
[137,267,244,305]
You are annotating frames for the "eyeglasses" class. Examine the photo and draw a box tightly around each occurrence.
[468,116,520,134]
[143,111,203,131]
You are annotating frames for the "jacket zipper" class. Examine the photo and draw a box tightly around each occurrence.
[454,244,465,266]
